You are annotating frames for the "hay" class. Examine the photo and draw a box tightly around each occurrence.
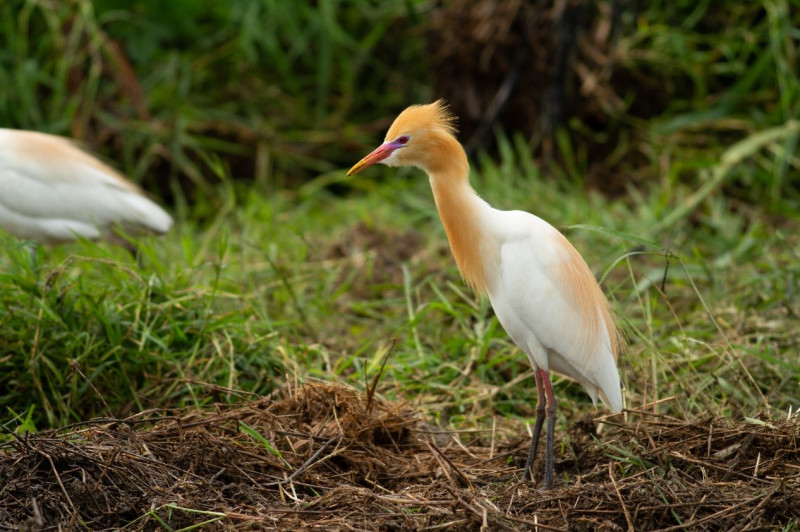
[2,381,798,530]
[426,0,654,193]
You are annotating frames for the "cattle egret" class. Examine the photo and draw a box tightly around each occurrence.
[0,129,172,247]
[347,100,622,488]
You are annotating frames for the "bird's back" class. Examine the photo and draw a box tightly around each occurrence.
[0,129,172,242]
[485,209,622,412]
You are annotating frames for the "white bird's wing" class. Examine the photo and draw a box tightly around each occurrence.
[491,210,622,412]
[0,129,172,242]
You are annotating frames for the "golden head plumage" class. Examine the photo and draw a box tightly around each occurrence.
[384,99,457,140]
[347,100,462,176]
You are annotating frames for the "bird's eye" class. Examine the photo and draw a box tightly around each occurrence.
[395,135,409,145]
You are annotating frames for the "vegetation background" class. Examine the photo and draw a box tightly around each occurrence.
[0,0,798,444]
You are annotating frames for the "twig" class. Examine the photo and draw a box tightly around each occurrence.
[267,435,341,487]
[654,489,771,532]
[608,462,634,532]
[425,439,475,492]
[730,485,778,532]
[54,415,178,433]
[722,433,756,481]
[452,491,562,532]
[40,450,78,514]
[30,496,44,527]
[0,423,34,452]
[67,358,114,417]
[94,446,120,487]
[687,492,709,523]
[178,378,263,398]
[366,339,397,415]
[489,416,496,460]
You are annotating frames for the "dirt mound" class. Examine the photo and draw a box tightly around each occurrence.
[1,381,798,530]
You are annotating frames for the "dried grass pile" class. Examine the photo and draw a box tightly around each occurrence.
[1,381,798,530]
[428,1,628,145]
[427,0,656,192]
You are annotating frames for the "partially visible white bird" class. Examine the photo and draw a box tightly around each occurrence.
[347,101,622,489]
[0,129,172,245]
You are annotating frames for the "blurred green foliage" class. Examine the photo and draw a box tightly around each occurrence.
[0,0,798,429]
[616,0,800,213]
[0,0,797,213]
[0,0,430,206]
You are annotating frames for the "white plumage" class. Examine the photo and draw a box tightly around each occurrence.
[348,101,622,488]
[0,129,172,244]
[486,210,622,412]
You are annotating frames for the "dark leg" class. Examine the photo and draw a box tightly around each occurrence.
[542,370,558,488]
[522,368,547,481]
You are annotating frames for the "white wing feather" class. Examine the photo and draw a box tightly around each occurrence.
[486,210,622,412]
[0,129,172,243]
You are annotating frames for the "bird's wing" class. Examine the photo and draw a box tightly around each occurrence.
[0,130,172,240]
[493,211,620,409]
[0,129,141,191]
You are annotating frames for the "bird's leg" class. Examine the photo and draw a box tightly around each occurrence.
[542,370,558,489]
[522,368,548,481]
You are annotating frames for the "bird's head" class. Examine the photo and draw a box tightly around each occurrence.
[347,100,459,176]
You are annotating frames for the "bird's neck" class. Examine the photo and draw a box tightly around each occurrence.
[425,137,494,295]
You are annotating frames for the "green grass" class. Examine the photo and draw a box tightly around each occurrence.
[0,0,798,437]
[2,132,798,432]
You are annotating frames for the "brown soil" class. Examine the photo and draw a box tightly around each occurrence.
[2,381,798,531]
